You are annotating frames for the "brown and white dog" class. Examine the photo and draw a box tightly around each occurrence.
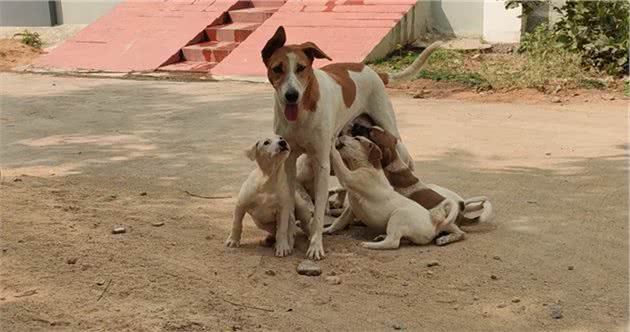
[261,26,440,259]
[327,135,464,249]
[352,124,494,228]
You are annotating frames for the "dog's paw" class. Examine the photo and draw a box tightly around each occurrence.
[372,234,387,242]
[360,241,373,249]
[323,226,337,235]
[435,235,449,246]
[306,242,325,260]
[275,240,292,257]
[225,237,240,248]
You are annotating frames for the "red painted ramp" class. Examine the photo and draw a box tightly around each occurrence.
[212,0,417,77]
[35,0,241,72]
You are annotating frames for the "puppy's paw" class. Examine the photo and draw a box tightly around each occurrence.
[435,235,449,246]
[323,226,337,235]
[225,237,241,248]
[373,234,386,242]
[360,241,373,249]
[275,240,292,257]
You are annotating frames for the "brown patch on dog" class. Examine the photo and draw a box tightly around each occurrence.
[409,188,446,210]
[321,63,365,108]
[360,140,382,169]
[385,168,419,188]
[377,72,389,85]
[368,128,398,167]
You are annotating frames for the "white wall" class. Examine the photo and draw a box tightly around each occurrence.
[56,0,121,24]
[482,0,522,43]
[430,0,484,38]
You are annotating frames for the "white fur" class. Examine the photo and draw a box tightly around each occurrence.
[324,136,464,249]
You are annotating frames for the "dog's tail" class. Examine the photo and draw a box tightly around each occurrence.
[456,196,494,226]
[379,41,442,84]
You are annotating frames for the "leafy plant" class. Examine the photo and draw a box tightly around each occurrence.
[553,0,629,75]
[13,30,42,48]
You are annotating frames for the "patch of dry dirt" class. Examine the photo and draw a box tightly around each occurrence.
[0,39,44,71]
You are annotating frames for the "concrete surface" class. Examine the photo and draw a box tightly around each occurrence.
[0,73,627,331]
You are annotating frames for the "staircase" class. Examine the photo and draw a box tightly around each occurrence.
[160,0,285,72]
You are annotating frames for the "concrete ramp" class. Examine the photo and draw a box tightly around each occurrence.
[212,0,422,77]
[35,0,242,72]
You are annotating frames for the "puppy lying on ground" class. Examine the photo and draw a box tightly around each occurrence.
[226,136,312,256]
[352,124,493,227]
[326,135,465,249]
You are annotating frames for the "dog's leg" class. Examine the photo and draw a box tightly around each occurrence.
[361,231,402,250]
[275,152,299,257]
[323,206,354,234]
[226,205,246,247]
[307,150,331,260]
[435,223,466,246]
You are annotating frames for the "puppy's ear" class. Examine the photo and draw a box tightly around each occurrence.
[369,127,397,148]
[245,142,258,161]
[299,42,332,63]
[262,26,286,65]
[361,141,383,169]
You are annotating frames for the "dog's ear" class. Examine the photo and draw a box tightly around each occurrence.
[245,141,258,161]
[369,127,397,148]
[360,141,383,169]
[262,26,286,65]
[299,42,332,63]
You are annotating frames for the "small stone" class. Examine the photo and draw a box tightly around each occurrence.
[412,93,424,99]
[112,227,126,234]
[473,295,480,301]
[512,297,521,303]
[297,260,321,276]
[426,260,439,267]
[568,265,574,271]
[497,303,507,308]
[140,192,147,196]
[232,324,242,331]
[550,304,563,319]
[392,323,405,330]
[13,178,22,182]
[492,255,501,261]
[325,276,342,285]
[264,270,276,276]
[551,97,561,103]
[426,270,434,276]
[151,221,165,227]
[490,274,498,280]
[96,280,105,286]
[545,152,551,156]
[66,257,78,265]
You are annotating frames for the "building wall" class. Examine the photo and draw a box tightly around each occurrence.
[0,1,56,26]
[482,0,521,43]
[429,0,484,38]
[55,0,121,24]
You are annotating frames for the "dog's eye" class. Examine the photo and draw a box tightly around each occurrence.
[296,64,306,73]
[263,140,271,146]
[272,65,283,74]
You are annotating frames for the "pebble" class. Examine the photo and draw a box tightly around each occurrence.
[325,276,342,285]
[545,152,552,156]
[426,260,439,267]
[497,303,507,308]
[96,280,105,286]
[550,304,563,319]
[568,265,574,271]
[492,255,501,261]
[297,260,321,276]
[392,323,405,330]
[151,221,165,227]
[412,93,424,99]
[112,227,126,234]
[473,295,480,301]
[426,270,434,276]
[66,257,78,265]
[551,96,562,103]
[140,192,147,196]
[512,297,521,303]
[490,274,498,280]
[264,270,276,277]
[13,178,22,182]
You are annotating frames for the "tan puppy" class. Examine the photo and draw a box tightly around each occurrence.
[354,125,493,228]
[326,136,464,249]
[226,136,312,256]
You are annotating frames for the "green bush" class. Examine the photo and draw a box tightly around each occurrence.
[13,30,43,49]
[553,0,629,75]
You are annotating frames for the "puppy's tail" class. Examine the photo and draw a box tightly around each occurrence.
[379,41,442,84]
[457,196,494,226]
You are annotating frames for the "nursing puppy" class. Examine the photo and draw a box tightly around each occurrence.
[353,125,493,226]
[226,136,313,256]
[326,135,464,249]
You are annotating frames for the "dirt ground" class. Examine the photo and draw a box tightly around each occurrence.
[0,40,44,71]
[0,73,628,331]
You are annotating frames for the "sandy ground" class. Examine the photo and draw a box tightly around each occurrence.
[0,73,628,331]
[0,25,86,50]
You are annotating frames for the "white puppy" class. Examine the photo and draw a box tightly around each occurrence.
[226,136,312,256]
[326,136,464,249]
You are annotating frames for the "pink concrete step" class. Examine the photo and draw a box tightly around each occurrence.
[159,61,217,72]
[205,22,260,42]
[182,41,239,62]
[247,0,286,7]
[228,7,278,23]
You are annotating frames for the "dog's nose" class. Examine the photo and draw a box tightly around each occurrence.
[285,89,299,104]
[279,140,287,149]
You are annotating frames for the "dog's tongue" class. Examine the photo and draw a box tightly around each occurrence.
[284,104,298,122]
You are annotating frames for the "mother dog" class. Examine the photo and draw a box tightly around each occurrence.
[262,26,440,259]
